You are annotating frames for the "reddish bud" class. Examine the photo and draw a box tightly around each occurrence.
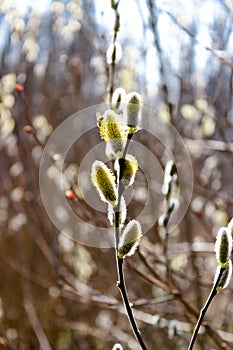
[23,125,33,134]
[65,190,76,200]
[15,84,24,92]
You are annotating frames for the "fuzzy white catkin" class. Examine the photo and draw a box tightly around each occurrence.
[99,109,128,158]
[214,260,232,292]
[215,227,232,267]
[91,160,117,207]
[162,160,176,196]
[118,220,142,259]
[164,160,175,178]
[112,87,126,112]
[121,154,138,188]
[124,92,143,132]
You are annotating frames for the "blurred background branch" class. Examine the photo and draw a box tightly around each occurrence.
[1,0,233,349]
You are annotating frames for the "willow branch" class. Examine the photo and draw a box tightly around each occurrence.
[188,267,225,350]
[114,132,148,350]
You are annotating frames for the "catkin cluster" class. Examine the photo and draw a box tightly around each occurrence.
[91,88,143,258]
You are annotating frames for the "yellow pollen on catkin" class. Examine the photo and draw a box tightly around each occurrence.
[215,227,232,267]
[122,154,138,188]
[118,220,142,259]
[91,160,117,207]
[99,109,128,158]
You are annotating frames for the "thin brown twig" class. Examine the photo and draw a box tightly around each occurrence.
[127,260,230,349]
[188,267,225,350]
[62,281,233,344]
[147,0,169,106]
[139,243,213,289]
[108,0,121,102]
[15,90,44,147]
[159,7,233,70]
[23,284,53,350]
[0,254,51,290]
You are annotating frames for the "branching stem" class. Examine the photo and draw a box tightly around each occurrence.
[16,90,44,147]
[114,132,148,350]
[188,267,224,350]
